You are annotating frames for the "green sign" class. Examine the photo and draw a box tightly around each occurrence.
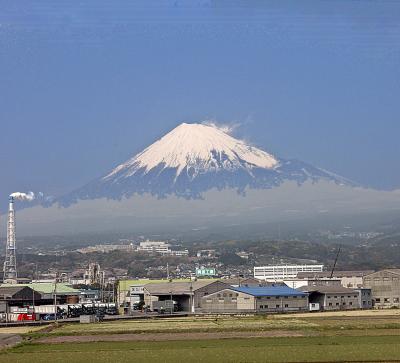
[196,268,216,277]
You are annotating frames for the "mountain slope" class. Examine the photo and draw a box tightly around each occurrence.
[58,122,355,206]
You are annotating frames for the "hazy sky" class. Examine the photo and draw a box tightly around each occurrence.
[1,0,399,200]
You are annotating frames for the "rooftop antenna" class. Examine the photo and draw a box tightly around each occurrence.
[330,247,341,278]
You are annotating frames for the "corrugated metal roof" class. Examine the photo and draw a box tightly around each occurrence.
[119,279,192,291]
[119,278,218,291]
[0,283,79,295]
[144,280,218,295]
[234,286,307,297]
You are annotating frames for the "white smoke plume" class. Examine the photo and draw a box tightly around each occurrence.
[10,191,35,201]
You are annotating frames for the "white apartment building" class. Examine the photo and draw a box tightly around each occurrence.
[254,264,324,281]
[137,241,171,254]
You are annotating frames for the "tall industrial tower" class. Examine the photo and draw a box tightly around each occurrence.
[3,196,17,283]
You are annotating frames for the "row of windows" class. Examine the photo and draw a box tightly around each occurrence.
[206,298,239,303]
[215,293,305,299]
[327,295,358,299]
[217,293,239,298]
[328,302,353,306]
[375,297,400,303]
[259,304,290,309]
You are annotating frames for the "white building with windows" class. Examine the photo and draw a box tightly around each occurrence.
[137,241,189,256]
[138,241,171,254]
[254,264,324,282]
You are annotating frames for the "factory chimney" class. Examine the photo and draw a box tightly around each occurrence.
[3,196,17,283]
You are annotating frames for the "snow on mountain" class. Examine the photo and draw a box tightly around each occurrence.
[58,122,356,206]
[104,123,279,182]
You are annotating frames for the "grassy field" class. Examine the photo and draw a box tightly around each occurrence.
[24,310,400,337]
[2,336,400,363]
[1,310,399,362]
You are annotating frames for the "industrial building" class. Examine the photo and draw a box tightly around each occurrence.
[300,286,372,311]
[0,286,42,313]
[254,264,324,281]
[200,286,308,313]
[120,278,294,313]
[0,283,80,305]
[117,278,194,311]
[363,269,400,308]
[143,280,228,312]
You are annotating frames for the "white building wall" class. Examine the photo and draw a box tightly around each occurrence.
[254,265,324,281]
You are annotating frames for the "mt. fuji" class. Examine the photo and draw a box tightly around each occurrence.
[59,122,354,206]
[12,122,400,236]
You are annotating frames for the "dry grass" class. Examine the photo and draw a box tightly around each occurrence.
[274,309,400,318]
[49,317,318,336]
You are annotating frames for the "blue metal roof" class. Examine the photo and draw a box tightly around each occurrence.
[233,286,307,297]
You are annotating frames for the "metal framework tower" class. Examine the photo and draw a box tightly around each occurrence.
[3,196,17,282]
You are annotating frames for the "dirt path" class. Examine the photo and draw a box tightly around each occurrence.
[0,334,22,350]
[39,330,306,343]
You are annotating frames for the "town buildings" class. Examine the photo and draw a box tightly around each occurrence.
[77,244,135,254]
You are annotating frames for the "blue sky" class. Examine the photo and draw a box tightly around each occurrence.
[0,0,399,199]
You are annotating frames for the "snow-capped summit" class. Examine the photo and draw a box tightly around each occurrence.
[58,122,355,205]
[104,122,279,182]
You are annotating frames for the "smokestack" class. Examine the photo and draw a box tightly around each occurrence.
[3,196,17,283]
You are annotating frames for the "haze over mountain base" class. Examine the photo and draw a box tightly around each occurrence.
[7,181,400,237]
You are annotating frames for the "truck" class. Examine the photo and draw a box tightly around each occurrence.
[151,300,177,313]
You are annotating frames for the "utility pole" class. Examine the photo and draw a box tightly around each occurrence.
[53,275,58,322]
[189,278,195,314]
[32,286,35,318]
[167,262,170,280]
